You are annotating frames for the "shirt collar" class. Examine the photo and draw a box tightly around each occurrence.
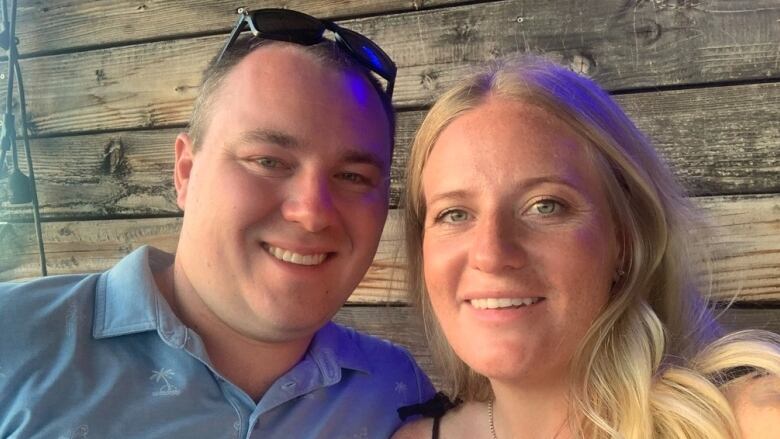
[307,322,372,378]
[92,245,183,344]
[92,246,372,376]
[257,322,374,412]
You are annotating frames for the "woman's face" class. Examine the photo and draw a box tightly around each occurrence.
[421,97,620,386]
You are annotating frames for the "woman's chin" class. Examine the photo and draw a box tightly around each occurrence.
[459,348,568,387]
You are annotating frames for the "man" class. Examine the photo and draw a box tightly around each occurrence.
[0,9,434,438]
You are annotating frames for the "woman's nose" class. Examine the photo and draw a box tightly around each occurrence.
[468,214,527,273]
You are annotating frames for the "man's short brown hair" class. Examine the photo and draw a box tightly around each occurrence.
[188,35,396,152]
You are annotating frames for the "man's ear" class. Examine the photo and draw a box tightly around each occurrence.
[174,132,195,211]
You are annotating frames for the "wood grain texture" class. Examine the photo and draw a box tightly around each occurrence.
[613,84,780,197]
[2,195,778,302]
[699,195,780,303]
[334,305,780,387]
[2,0,778,136]
[1,130,179,220]
[1,81,778,220]
[15,0,475,55]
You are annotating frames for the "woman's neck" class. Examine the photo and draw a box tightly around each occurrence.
[489,377,573,439]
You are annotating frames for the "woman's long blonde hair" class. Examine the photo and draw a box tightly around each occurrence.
[403,56,780,438]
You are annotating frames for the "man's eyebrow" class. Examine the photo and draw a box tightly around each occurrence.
[230,128,389,170]
[342,148,389,171]
[232,128,300,149]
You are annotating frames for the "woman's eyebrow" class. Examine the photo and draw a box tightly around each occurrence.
[425,176,580,206]
[425,189,472,206]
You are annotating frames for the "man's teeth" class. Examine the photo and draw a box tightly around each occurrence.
[470,297,541,309]
[266,245,327,266]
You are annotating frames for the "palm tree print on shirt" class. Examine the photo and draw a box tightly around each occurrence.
[150,368,181,396]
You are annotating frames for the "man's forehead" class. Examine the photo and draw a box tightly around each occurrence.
[235,43,339,83]
[203,42,393,164]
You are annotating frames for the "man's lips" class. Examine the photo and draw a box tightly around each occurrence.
[262,243,329,266]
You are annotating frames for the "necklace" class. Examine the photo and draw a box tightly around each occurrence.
[489,399,567,439]
[488,398,498,439]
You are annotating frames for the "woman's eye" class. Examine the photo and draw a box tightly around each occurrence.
[437,209,470,223]
[529,199,562,215]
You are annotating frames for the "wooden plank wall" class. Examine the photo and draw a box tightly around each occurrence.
[0,0,778,385]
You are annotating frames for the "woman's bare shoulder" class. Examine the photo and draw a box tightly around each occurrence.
[391,418,434,439]
[439,401,489,438]
[391,401,487,439]
[724,373,780,439]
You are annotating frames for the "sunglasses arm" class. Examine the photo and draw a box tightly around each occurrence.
[215,13,249,63]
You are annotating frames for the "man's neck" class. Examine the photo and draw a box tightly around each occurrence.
[196,320,312,402]
[154,264,312,402]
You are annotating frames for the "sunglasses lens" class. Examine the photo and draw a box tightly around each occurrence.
[251,9,324,44]
[229,9,396,96]
[336,28,395,79]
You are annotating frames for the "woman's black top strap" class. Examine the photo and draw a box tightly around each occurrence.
[397,391,462,420]
[432,413,443,439]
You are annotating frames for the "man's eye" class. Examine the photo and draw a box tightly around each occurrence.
[437,209,470,223]
[256,157,285,169]
[338,172,369,185]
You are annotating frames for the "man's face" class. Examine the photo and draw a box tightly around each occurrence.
[173,44,391,343]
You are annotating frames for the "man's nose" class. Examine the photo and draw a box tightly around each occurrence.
[281,173,338,233]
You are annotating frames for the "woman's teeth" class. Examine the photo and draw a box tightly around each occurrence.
[470,297,542,309]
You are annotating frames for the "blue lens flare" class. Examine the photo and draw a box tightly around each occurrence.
[344,71,372,107]
[360,45,383,72]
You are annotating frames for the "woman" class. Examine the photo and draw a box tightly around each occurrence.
[393,56,780,438]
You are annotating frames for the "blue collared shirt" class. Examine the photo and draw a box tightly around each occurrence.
[0,246,434,438]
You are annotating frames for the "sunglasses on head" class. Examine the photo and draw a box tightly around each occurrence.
[216,8,397,98]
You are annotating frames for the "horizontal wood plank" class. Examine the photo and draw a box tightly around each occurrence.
[1,82,778,220]
[2,194,778,302]
[2,0,778,136]
[698,196,780,303]
[335,305,780,388]
[16,0,475,55]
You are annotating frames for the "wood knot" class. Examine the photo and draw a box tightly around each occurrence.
[452,22,476,44]
[569,53,595,76]
[632,19,662,45]
[174,85,196,94]
[95,69,107,85]
[101,138,129,176]
[420,70,440,91]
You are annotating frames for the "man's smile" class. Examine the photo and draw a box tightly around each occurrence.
[262,243,329,266]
